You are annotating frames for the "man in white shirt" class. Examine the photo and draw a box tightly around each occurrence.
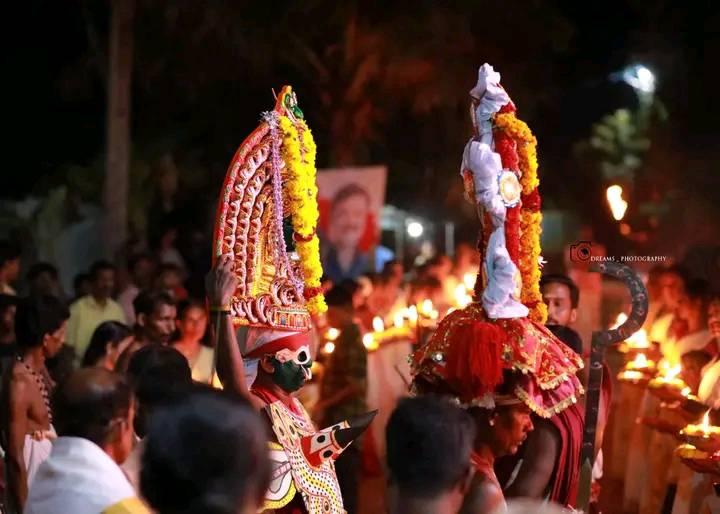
[25,368,145,514]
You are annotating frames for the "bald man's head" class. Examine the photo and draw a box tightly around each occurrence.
[53,368,135,462]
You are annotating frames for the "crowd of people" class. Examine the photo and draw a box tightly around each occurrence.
[0,229,572,513]
[0,238,226,513]
[3,225,720,514]
[618,266,720,514]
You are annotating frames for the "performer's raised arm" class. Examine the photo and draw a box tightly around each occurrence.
[205,256,251,401]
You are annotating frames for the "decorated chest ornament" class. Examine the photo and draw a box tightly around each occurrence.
[411,64,584,418]
[264,404,377,513]
[213,85,326,332]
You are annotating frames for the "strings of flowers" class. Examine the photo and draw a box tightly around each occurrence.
[493,129,521,264]
[278,115,327,315]
[494,111,546,323]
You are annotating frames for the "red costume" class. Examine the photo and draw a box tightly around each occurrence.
[411,63,585,508]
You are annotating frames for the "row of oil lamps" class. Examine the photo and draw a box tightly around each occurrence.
[320,273,477,355]
[613,312,720,474]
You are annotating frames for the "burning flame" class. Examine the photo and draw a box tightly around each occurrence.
[393,312,405,329]
[702,410,711,431]
[323,342,336,354]
[420,299,434,317]
[372,316,385,333]
[463,273,476,291]
[664,364,682,380]
[612,312,628,329]
[407,305,418,324]
[606,185,628,221]
[325,328,340,341]
[454,283,472,309]
[681,387,691,397]
[363,333,377,350]
[633,353,648,368]
[627,328,649,348]
[612,312,649,348]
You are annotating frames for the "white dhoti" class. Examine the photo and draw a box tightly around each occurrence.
[23,430,54,489]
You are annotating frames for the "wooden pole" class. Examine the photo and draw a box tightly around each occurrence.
[104,0,135,258]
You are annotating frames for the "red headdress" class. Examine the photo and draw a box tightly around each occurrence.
[411,64,583,417]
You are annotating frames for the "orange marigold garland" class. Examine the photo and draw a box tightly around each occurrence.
[493,111,546,323]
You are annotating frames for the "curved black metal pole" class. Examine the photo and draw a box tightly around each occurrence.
[576,262,648,512]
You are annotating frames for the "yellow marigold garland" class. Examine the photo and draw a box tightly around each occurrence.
[494,112,545,323]
[278,116,327,314]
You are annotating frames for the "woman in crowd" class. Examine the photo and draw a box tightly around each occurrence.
[171,300,215,384]
[81,321,134,371]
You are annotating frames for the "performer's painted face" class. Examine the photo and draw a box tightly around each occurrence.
[491,403,534,456]
[270,345,313,393]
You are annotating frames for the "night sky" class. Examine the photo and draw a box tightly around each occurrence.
[4,0,719,244]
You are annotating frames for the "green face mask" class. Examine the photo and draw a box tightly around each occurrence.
[271,358,311,393]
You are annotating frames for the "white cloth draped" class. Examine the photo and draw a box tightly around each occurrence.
[470,64,510,146]
[461,140,527,320]
[25,437,137,514]
[23,434,53,490]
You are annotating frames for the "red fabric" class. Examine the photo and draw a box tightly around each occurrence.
[546,362,612,508]
[445,320,508,402]
[361,425,383,476]
[250,385,304,416]
[499,101,516,114]
[471,451,501,490]
[493,128,520,265]
[547,401,584,507]
[245,332,310,359]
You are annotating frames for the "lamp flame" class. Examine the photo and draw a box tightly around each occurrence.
[363,333,377,350]
[634,353,648,367]
[627,328,649,348]
[420,299,434,316]
[702,410,711,431]
[454,283,472,309]
[407,305,419,324]
[606,185,628,221]
[665,364,682,380]
[463,273,476,291]
[372,316,385,333]
[612,312,628,329]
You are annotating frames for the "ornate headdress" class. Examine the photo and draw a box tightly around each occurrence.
[411,64,583,417]
[213,86,327,333]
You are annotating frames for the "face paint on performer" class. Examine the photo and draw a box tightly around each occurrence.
[490,403,534,456]
[269,345,313,393]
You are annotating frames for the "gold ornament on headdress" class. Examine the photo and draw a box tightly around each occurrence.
[213,86,326,331]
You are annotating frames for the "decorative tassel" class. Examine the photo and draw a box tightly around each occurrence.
[445,320,508,401]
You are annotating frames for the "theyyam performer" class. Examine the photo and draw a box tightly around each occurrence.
[411,64,585,512]
[206,86,374,514]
